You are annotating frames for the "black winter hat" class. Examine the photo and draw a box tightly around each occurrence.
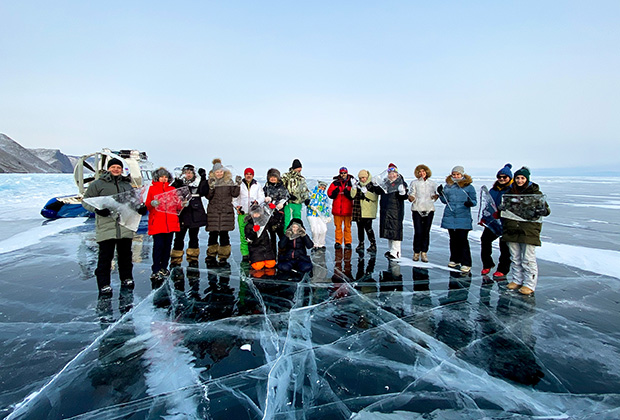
[514,166,531,183]
[182,164,195,172]
[107,158,123,169]
[290,218,304,227]
[291,159,302,170]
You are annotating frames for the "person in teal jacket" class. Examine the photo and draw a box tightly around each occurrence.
[437,165,477,273]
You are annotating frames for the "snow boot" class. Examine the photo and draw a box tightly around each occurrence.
[367,241,377,253]
[421,252,428,263]
[186,248,200,265]
[413,253,420,262]
[170,249,184,267]
[507,281,520,290]
[206,244,219,266]
[519,286,534,295]
[120,278,135,289]
[218,245,232,266]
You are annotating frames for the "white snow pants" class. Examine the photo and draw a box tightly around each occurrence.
[388,240,402,258]
[308,216,327,247]
[508,242,538,290]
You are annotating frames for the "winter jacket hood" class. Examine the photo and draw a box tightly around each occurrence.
[445,174,473,188]
[414,164,432,179]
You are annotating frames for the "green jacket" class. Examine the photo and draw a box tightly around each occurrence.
[501,182,550,246]
[281,170,309,204]
[82,171,136,242]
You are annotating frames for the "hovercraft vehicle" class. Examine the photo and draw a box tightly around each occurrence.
[41,149,154,219]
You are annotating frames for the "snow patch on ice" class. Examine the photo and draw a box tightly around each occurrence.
[0,218,86,254]
[538,243,620,280]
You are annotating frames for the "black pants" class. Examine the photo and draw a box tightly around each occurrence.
[208,231,230,246]
[356,218,376,244]
[152,232,174,274]
[412,211,434,253]
[480,227,511,273]
[448,229,471,266]
[173,226,200,250]
[95,238,133,289]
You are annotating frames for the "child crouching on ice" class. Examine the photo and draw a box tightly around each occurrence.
[306,181,332,250]
[278,218,314,274]
[244,203,277,277]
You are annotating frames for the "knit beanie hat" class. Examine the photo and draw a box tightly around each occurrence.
[107,158,123,169]
[496,163,513,179]
[451,165,465,175]
[514,166,531,183]
[339,167,348,174]
[211,158,224,172]
[182,164,195,173]
[291,159,302,170]
[244,167,254,176]
[387,163,398,173]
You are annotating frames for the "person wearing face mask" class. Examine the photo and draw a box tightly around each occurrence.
[437,165,477,273]
[480,163,513,279]
[82,158,147,295]
[501,166,550,295]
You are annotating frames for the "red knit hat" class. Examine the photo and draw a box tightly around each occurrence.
[244,167,254,176]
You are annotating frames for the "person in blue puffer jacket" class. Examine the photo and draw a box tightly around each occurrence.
[437,165,477,273]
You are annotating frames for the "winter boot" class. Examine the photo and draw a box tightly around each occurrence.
[186,248,200,266]
[367,241,377,253]
[218,245,232,266]
[413,253,420,262]
[421,252,428,262]
[206,244,219,266]
[170,249,184,267]
[356,242,365,253]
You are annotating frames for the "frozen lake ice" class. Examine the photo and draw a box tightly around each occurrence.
[1,174,620,419]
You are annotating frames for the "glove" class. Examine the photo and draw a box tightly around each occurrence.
[198,168,206,178]
[235,175,242,185]
[398,184,406,195]
[360,186,368,194]
[151,199,160,208]
[299,227,306,236]
[137,204,148,215]
[436,185,444,195]
[264,196,272,203]
[268,203,276,209]
[304,198,311,206]
[253,225,260,232]
[464,198,474,208]
[95,208,111,217]
[289,194,297,202]
[371,175,381,186]
[350,178,358,188]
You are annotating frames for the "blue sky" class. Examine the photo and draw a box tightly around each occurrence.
[1,1,618,177]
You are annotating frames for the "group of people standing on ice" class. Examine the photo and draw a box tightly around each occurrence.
[83,157,549,298]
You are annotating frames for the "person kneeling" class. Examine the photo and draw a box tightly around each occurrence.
[277,218,314,274]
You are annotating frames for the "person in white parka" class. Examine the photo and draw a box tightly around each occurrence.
[408,164,438,262]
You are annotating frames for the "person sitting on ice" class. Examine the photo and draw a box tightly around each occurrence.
[244,203,277,277]
[277,218,314,274]
[306,180,332,251]
[234,167,265,263]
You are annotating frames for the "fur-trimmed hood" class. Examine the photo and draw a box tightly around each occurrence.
[445,174,473,188]
[267,168,281,183]
[415,164,432,179]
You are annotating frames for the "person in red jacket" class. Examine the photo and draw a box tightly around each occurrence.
[327,167,356,249]
[146,167,181,286]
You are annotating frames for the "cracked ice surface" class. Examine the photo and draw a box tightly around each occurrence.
[1,174,620,419]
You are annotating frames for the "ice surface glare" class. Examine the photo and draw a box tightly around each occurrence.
[132,292,205,419]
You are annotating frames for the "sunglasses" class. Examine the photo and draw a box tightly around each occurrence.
[498,175,510,179]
